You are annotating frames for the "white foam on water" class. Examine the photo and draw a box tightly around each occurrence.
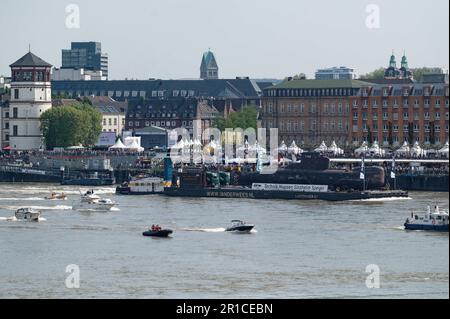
[181,227,226,233]
[0,216,16,222]
[0,197,44,201]
[109,207,120,212]
[350,197,412,202]
[2,205,72,211]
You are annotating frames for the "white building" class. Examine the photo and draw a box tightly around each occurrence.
[315,66,355,80]
[8,52,52,150]
[52,67,106,81]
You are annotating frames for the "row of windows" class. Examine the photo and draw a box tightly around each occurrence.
[128,121,193,128]
[353,136,445,144]
[355,99,448,108]
[128,113,195,119]
[265,88,357,97]
[356,124,447,132]
[103,118,125,126]
[264,120,349,132]
[353,111,449,120]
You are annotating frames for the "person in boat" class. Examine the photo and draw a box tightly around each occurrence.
[151,224,155,231]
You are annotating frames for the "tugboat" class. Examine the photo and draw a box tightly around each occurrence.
[404,206,449,232]
[142,225,173,237]
[225,220,255,233]
[15,208,41,222]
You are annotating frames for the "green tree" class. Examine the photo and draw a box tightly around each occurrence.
[40,103,102,149]
[367,126,373,144]
[213,106,258,131]
[360,68,385,80]
[411,67,443,81]
[408,122,414,145]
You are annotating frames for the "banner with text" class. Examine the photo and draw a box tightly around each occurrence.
[252,183,328,193]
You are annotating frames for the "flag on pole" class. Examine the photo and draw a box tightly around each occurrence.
[360,157,365,180]
[390,156,396,179]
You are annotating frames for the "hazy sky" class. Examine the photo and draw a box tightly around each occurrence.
[1,0,448,80]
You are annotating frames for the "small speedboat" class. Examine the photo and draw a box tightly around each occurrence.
[225,220,255,233]
[142,229,173,237]
[15,208,41,222]
[404,205,449,232]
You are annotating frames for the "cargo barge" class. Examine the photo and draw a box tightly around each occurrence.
[163,185,409,201]
[162,161,409,201]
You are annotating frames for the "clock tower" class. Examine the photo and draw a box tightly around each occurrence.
[9,51,52,150]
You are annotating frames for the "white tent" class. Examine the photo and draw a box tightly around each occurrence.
[277,141,288,152]
[124,137,144,152]
[410,142,426,157]
[314,141,328,153]
[395,141,410,156]
[288,141,302,155]
[109,138,127,150]
[249,142,267,155]
[328,141,344,156]
[438,142,449,158]
[354,142,369,155]
[368,141,384,156]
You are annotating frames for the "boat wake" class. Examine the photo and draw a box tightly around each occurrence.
[109,207,120,212]
[0,216,46,222]
[0,197,45,201]
[350,197,412,202]
[1,205,72,211]
[181,227,226,233]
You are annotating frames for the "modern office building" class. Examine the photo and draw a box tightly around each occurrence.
[315,67,354,80]
[61,42,108,79]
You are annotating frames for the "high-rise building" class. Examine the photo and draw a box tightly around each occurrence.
[8,51,52,150]
[62,42,108,79]
[200,50,219,79]
[315,67,354,80]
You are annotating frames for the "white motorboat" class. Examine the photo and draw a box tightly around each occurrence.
[72,190,116,211]
[15,208,41,222]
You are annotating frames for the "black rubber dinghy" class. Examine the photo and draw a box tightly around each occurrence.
[142,229,173,237]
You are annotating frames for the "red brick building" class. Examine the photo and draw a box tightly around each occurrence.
[261,76,449,149]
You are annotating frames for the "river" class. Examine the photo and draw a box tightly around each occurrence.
[0,183,448,298]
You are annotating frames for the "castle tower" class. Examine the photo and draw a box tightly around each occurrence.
[9,51,52,150]
[200,50,219,80]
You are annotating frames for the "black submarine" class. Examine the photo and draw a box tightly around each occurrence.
[238,152,386,191]
[162,153,408,201]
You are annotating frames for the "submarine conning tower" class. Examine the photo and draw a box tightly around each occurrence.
[286,152,330,171]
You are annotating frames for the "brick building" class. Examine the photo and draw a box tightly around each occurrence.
[261,78,449,149]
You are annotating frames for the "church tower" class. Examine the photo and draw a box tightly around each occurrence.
[399,52,413,79]
[200,50,219,80]
[9,51,52,150]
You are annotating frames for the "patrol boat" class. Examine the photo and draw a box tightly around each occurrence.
[404,205,449,232]
[225,220,255,233]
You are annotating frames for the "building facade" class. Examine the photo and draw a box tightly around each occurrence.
[261,78,449,148]
[315,67,354,80]
[126,98,219,136]
[52,68,106,81]
[62,42,108,79]
[8,52,52,150]
[200,50,219,80]
[261,80,365,147]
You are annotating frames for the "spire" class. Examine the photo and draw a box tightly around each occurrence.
[401,51,408,69]
[389,50,396,68]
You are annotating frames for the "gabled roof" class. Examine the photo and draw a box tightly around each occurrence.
[10,52,52,68]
